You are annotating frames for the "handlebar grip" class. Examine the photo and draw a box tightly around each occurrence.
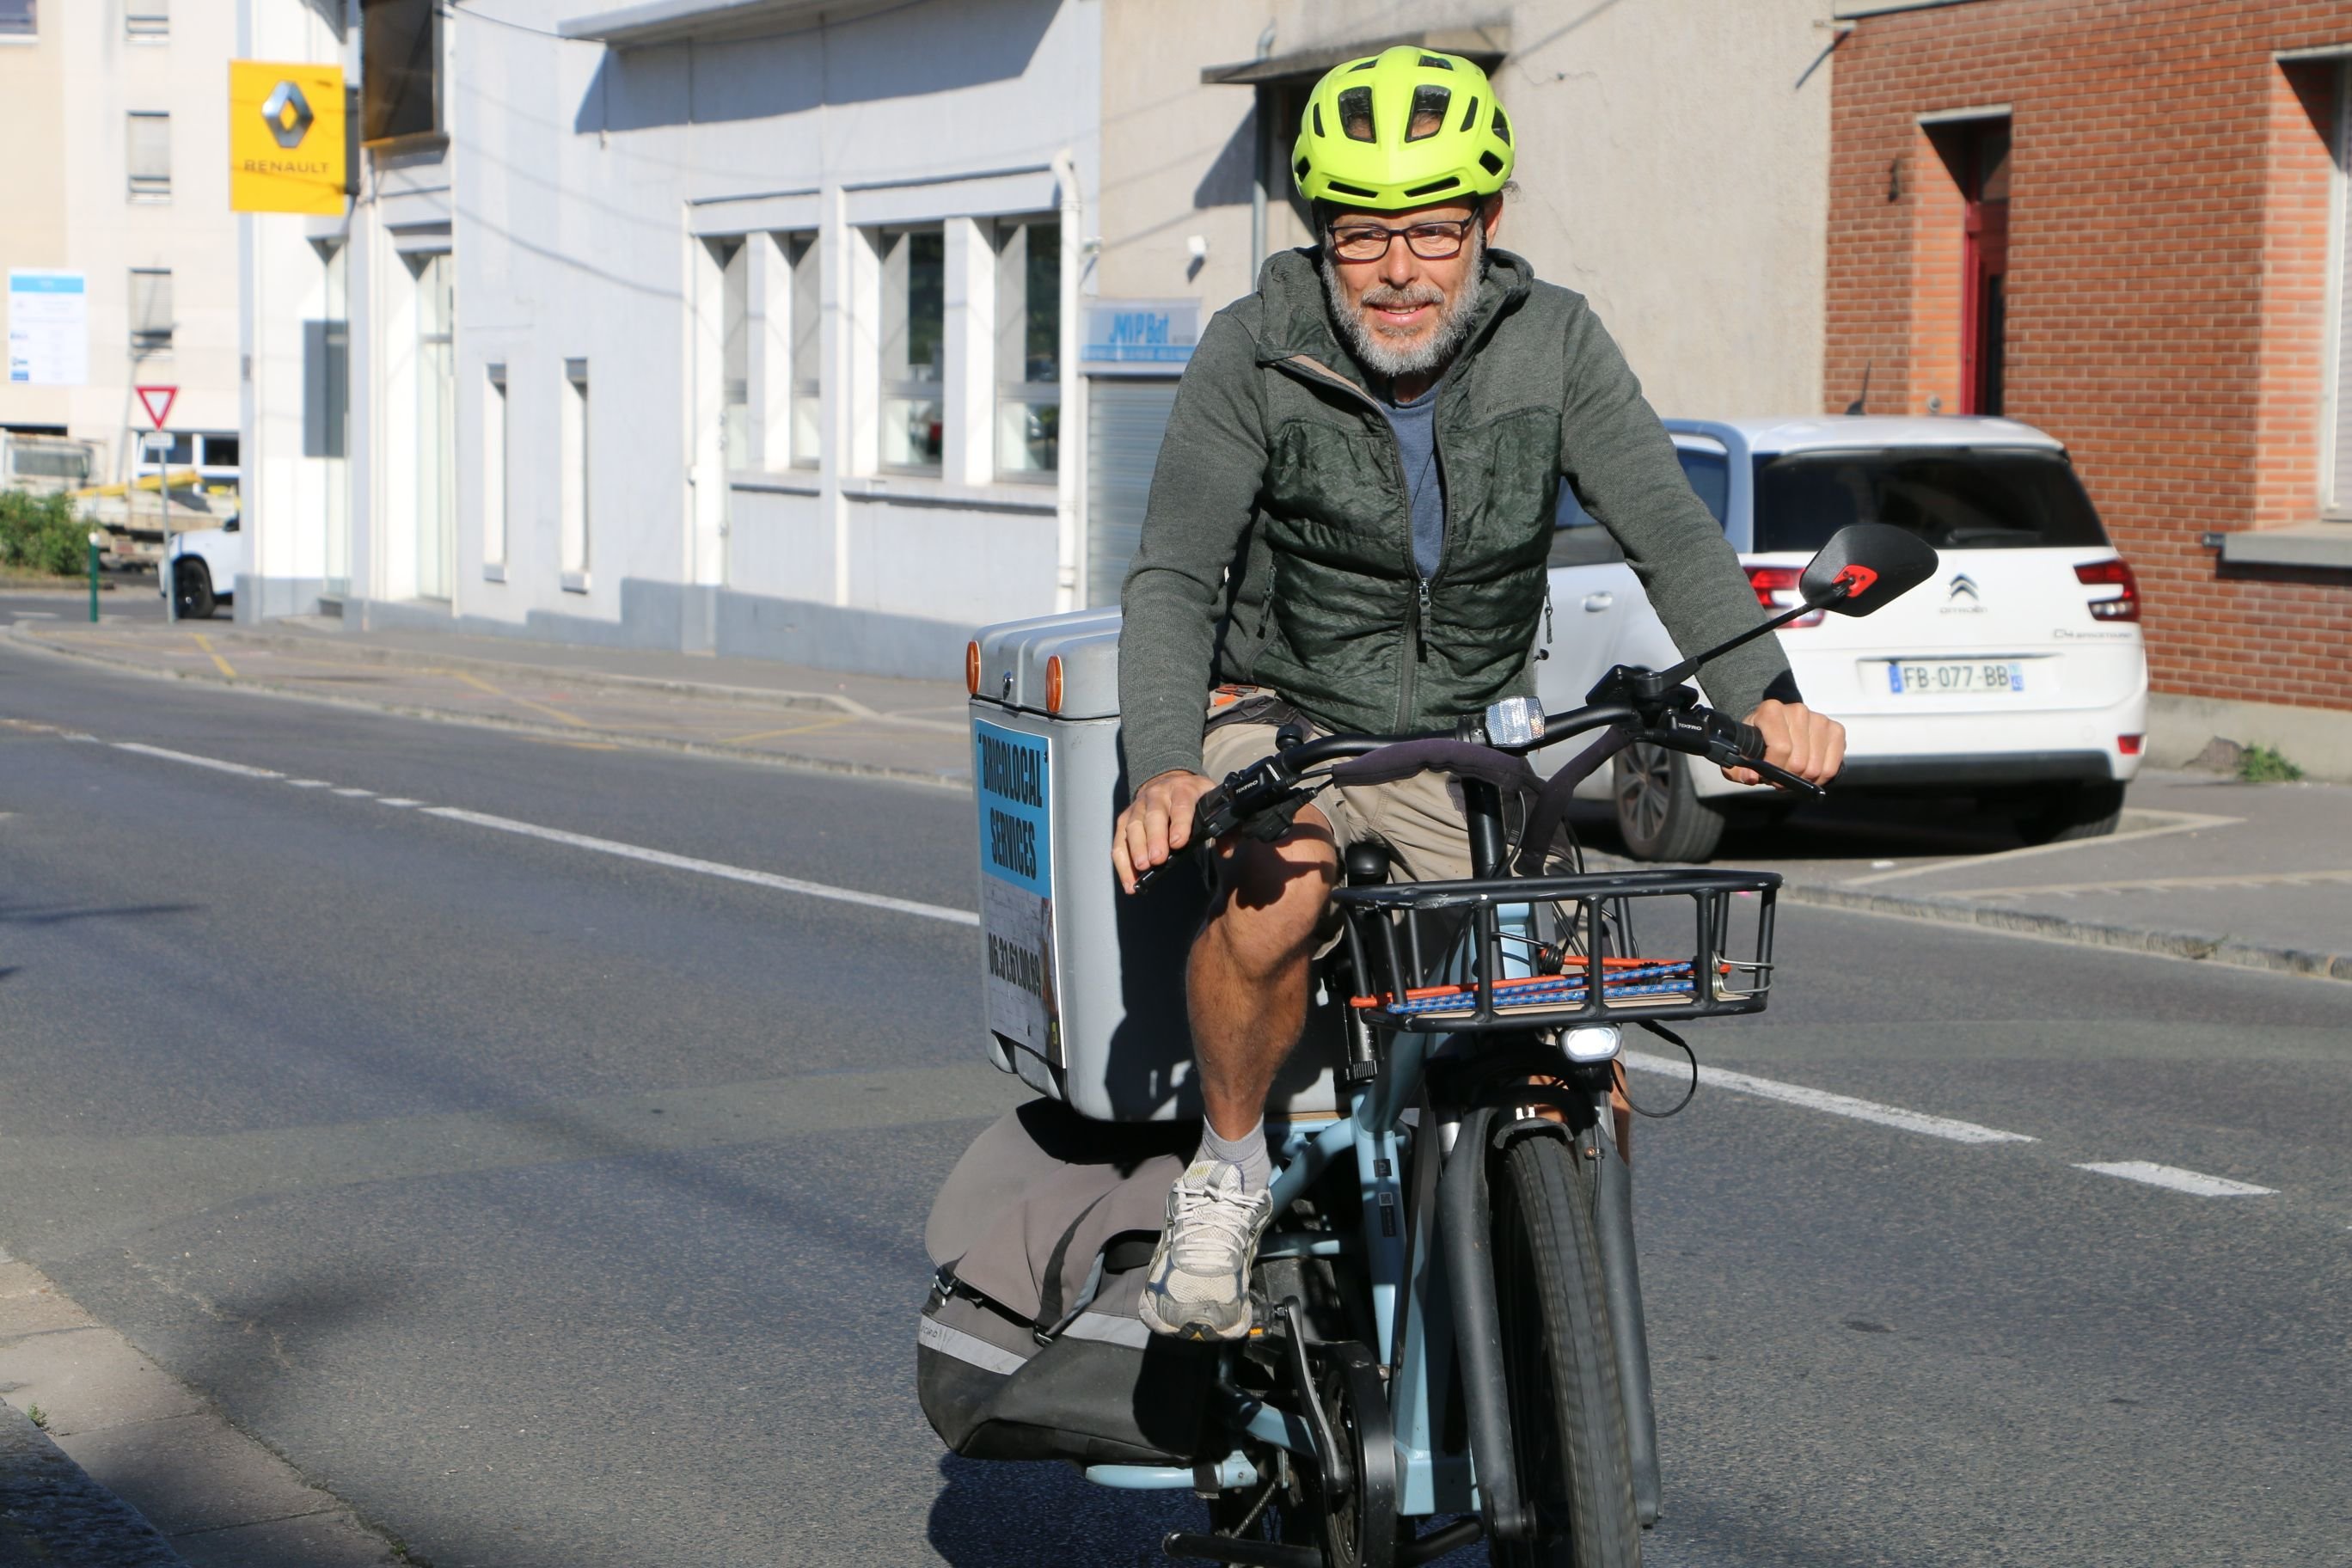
[1129,784,1230,894]
[1724,719,1767,762]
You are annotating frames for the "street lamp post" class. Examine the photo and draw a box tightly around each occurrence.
[87,530,102,623]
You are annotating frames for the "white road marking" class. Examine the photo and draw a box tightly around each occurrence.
[377,798,426,808]
[2074,1161,2276,1197]
[284,779,332,788]
[1622,1050,2037,1144]
[331,787,374,797]
[421,805,980,927]
[1841,808,2241,888]
[112,741,282,780]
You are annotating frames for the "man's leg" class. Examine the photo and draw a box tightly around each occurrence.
[1142,807,1338,1340]
[1190,805,1339,1140]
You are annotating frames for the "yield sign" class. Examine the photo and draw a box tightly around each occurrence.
[135,384,178,431]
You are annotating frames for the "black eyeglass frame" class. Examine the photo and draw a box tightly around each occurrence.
[1323,200,1487,263]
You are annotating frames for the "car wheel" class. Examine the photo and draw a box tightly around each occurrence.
[1612,741,1728,862]
[2012,781,2125,844]
[173,560,215,620]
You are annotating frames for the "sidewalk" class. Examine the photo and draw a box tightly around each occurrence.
[14,616,2347,982]
[1,1248,398,1567]
[13,616,972,787]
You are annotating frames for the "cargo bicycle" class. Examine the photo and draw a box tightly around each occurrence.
[922,525,1937,1567]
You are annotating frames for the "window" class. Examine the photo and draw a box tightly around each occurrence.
[361,0,439,142]
[129,268,173,351]
[717,238,750,471]
[877,227,943,472]
[414,254,455,599]
[484,365,508,570]
[560,359,590,588]
[1672,446,1730,526]
[0,2,33,38]
[126,0,166,39]
[1751,450,2108,554]
[787,233,821,469]
[995,217,1060,479]
[127,113,170,199]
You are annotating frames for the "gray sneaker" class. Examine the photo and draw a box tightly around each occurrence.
[1139,1160,1276,1341]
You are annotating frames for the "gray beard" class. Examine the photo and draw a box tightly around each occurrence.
[1320,233,1484,383]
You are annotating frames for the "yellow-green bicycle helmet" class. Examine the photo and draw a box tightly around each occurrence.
[1292,46,1516,212]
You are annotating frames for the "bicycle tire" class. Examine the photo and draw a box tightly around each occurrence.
[1488,1134,1641,1567]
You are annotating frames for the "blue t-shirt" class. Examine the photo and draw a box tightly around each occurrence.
[1378,383,1445,580]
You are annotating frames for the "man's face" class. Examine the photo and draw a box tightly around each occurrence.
[1320,197,1504,382]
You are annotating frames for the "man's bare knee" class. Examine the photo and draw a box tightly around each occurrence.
[1204,812,1337,966]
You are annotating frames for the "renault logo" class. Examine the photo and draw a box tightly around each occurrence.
[260,81,315,150]
[1947,573,1980,602]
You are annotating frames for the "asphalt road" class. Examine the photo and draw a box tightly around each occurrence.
[2,641,2346,1567]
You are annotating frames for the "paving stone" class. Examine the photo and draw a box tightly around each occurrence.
[52,1417,334,1539]
[0,1397,185,1567]
[0,1331,207,1437]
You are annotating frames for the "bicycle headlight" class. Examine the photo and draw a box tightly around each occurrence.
[1561,1025,1622,1063]
[1485,695,1544,749]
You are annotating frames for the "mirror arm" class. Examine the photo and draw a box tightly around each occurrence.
[1647,585,1853,692]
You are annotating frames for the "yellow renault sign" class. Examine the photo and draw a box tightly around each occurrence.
[230,62,346,214]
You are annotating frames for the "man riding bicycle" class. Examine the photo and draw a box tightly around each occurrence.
[1113,47,1846,1343]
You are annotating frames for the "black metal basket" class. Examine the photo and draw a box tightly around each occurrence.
[1332,867,1781,1032]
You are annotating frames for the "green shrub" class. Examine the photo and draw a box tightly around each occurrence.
[2237,744,2304,784]
[0,490,89,577]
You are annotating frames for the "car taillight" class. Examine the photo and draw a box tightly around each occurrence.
[2075,557,2140,622]
[1746,565,1822,628]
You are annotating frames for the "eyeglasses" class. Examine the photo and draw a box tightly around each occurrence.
[1326,214,1480,262]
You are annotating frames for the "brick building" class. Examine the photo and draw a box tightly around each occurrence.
[1826,0,2352,768]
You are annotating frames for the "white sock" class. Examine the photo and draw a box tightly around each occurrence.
[1197,1118,1272,1193]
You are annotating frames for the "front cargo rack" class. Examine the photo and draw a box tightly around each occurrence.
[1332,867,1781,1032]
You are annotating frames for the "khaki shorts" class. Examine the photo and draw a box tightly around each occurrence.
[1198,689,1476,885]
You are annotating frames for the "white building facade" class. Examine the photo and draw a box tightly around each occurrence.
[1,0,246,493]
[276,0,1102,678]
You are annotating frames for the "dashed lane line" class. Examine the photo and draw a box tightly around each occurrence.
[2074,1161,2277,1197]
[83,732,2302,1196]
[111,741,281,780]
[331,787,374,797]
[419,805,980,928]
[1622,1050,2037,1145]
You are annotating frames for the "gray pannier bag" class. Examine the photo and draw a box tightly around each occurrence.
[918,1099,1222,1466]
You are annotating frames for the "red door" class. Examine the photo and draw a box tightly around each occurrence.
[1959,121,2011,416]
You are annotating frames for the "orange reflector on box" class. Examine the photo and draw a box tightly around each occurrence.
[965,640,981,695]
[1045,655,1065,715]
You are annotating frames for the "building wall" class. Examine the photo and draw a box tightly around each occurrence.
[1825,0,2352,716]
[1097,0,1837,420]
[0,1,242,476]
[324,0,1101,675]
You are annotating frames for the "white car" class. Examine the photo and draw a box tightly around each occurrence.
[162,512,244,620]
[1535,415,2148,861]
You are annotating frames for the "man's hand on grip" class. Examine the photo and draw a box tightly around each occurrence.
[1728,700,1845,788]
[1112,769,1220,894]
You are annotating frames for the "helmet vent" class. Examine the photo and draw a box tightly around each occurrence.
[1406,85,1451,141]
[1418,53,1453,69]
[1403,177,1461,198]
[1325,180,1380,199]
[1491,107,1511,145]
[1313,103,1325,138]
[1295,156,1311,180]
[1461,95,1480,132]
[1337,86,1376,142]
[1349,57,1378,71]
[1479,150,1504,176]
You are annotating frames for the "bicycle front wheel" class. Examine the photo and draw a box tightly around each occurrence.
[1489,1134,1641,1567]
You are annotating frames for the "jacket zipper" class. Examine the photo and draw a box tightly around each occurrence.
[1277,352,1451,733]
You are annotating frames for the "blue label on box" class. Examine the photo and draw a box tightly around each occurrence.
[974,720,1051,898]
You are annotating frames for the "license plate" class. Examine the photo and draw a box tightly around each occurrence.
[1886,659,2028,695]
[973,720,1058,1059]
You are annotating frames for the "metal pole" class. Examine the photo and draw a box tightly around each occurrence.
[158,437,174,625]
[87,532,101,622]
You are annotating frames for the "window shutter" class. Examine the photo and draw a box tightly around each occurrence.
[127,113,171,196]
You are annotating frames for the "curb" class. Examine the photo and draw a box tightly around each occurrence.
[1775,881,2351,983]
[8,623,973,793]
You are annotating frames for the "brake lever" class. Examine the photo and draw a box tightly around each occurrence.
[1130,783,1230,895]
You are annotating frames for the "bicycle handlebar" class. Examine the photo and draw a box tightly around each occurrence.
[1130,691,1824,891]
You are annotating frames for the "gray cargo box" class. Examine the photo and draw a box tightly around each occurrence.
[969,609,1345,1123]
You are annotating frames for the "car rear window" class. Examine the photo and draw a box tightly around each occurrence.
[1751,448,2109,553]
[1674,446,1729,526]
